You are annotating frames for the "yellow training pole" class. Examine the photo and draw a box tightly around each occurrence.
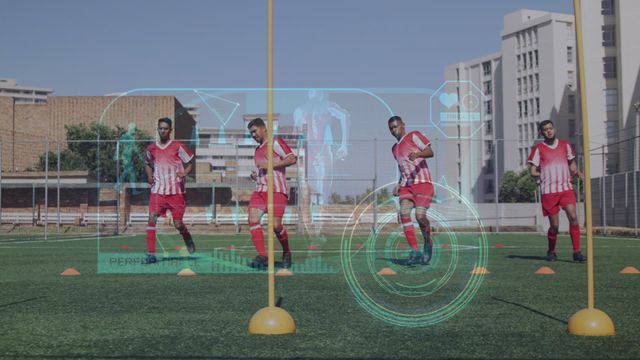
[567,0,614,336]
[248,0,296,335]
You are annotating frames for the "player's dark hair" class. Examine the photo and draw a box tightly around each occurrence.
[158,117,172,128]
[388,115,403,124]
[247,117,266,129]
[538,120,553,133]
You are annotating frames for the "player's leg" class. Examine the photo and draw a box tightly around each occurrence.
[170,195,195,254]
[145,212,160,264]
[562,199,585,262]
[248,192,268,267]
[546,213,560,262]
[398,195,420,265]
[273,193,292,268]
[415,207,432,265]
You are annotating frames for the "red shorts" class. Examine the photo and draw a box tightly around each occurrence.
[248,191,288,218]
[398,182,434,208]
[149,193,186,221]
[541,190,576,217]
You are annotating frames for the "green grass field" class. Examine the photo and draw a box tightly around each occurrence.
[0,231,638,359]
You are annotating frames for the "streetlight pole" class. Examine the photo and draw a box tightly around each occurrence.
[633,102,639,172]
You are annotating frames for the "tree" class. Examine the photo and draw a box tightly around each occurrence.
[329,192,342,204]
[498,168,537,203]
[37,122,152,182]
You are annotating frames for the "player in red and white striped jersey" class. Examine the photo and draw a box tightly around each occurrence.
[247,118,297,269]
[143,118,195,264]
[528,120,585,262]
[389,116,435,266]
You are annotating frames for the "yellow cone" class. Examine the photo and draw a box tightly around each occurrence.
[568,308,615,336]
[177,268,196,276]
[471,266,490,275]
[377,267,397,276]
[248,307,296,335]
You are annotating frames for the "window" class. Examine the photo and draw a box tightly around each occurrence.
[523,77,528,94]
[525,124,529,139]
[485,120,493,135]
[605,89,618,112]
[485,159,494,174]
[531,123,536,139]
[517,78,522,95]
[524,100,529,116]
[568,95,575,113]
[519,149,524,166]
[486,180,494,194]
[518,125,523,140]
[529,75,534,93]
[601,0,614,15]
[482,61,492,76]
[602,25,616,47]
[484,80,492,95]
[535,74,539,91]
[518,101,523,118]
[517,55,522,72]
[568,118,576,136]
[533,28,538,44]
[529,52,533,69]
[603,57,617,78]
[485,140,493,155]
[457,143,461,158]
[536,98,540,115]
[484,100,492,115]
[523,53,527,69]
[567,71,575,88]
[534,50,539,67]
[516,34,521,49]
[530,100,534,117]
[567,46,573,63]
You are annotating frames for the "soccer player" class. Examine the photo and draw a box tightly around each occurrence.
[247,118,297,269]
[388,116,434,265]
[528,120,586,262]
[143,117,196,264]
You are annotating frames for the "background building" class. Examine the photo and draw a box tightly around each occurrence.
[0,78,53,105]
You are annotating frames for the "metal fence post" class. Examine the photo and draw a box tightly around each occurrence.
[0,141,3,224]
[372,139,378,234]
[44,138,49,240]
[115,140,120,235]
[57,141,61,233]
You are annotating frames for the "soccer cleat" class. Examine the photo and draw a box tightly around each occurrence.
[184,237,196,254]
[546,251,557,262]
[422,244,433,265]
[573,251,586,262]
[407,250,421,266]
[143,254,157,264]
[282,252,292,269]
[249,255,268,269]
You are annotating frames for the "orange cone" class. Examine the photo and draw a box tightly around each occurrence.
[495,244,505,249]
[276,268,294,276]
[120,245,129,249]
[440,244,449,249]
[620,266,640,274]
[377,267,397,276]
[398,244,406,249]
[535,266,555,275]
[226,245,236,250]
[60,268,80,276]
[308,245,318,250]
[356,243,364,250]
[470,266,490,275]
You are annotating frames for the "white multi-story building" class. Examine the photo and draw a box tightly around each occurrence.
[0,78,53,104]
[444,9,577,203]
[579,0,640,175]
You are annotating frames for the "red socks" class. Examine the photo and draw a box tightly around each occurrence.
[250,223,267,256]
[146,223,156,255]
[570,224,581,252]
[547,228,558,253]
[401,218,419,251]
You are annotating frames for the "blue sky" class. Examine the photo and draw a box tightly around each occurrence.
[2,0,573,94]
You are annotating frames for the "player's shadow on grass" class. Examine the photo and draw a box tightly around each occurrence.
[377,257,412,266]
[506,255,573,263]
[246,261,287,271]
[492,296,568,324]
[0,296,46,309]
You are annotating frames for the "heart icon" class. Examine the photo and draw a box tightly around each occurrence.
[439,92,458,109]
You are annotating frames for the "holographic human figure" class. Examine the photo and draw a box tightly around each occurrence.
[293,90,350,206]
[115,123,145,195]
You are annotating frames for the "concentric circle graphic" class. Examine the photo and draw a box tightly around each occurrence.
[340,181,488,327]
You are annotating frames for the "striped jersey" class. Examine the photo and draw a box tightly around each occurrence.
[392,131,433,187]
[255,137,294,194]
[145,140,194,195]
[527,139,575,195]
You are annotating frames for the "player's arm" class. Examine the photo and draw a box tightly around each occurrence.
[259,153,297,170]
[408,145,434,161]
[176,143,195,179]
[178,158,194,179]
[529,163,540,178]
[145,164,154,185]
[568,158,583,179]
[329,103,350,158]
